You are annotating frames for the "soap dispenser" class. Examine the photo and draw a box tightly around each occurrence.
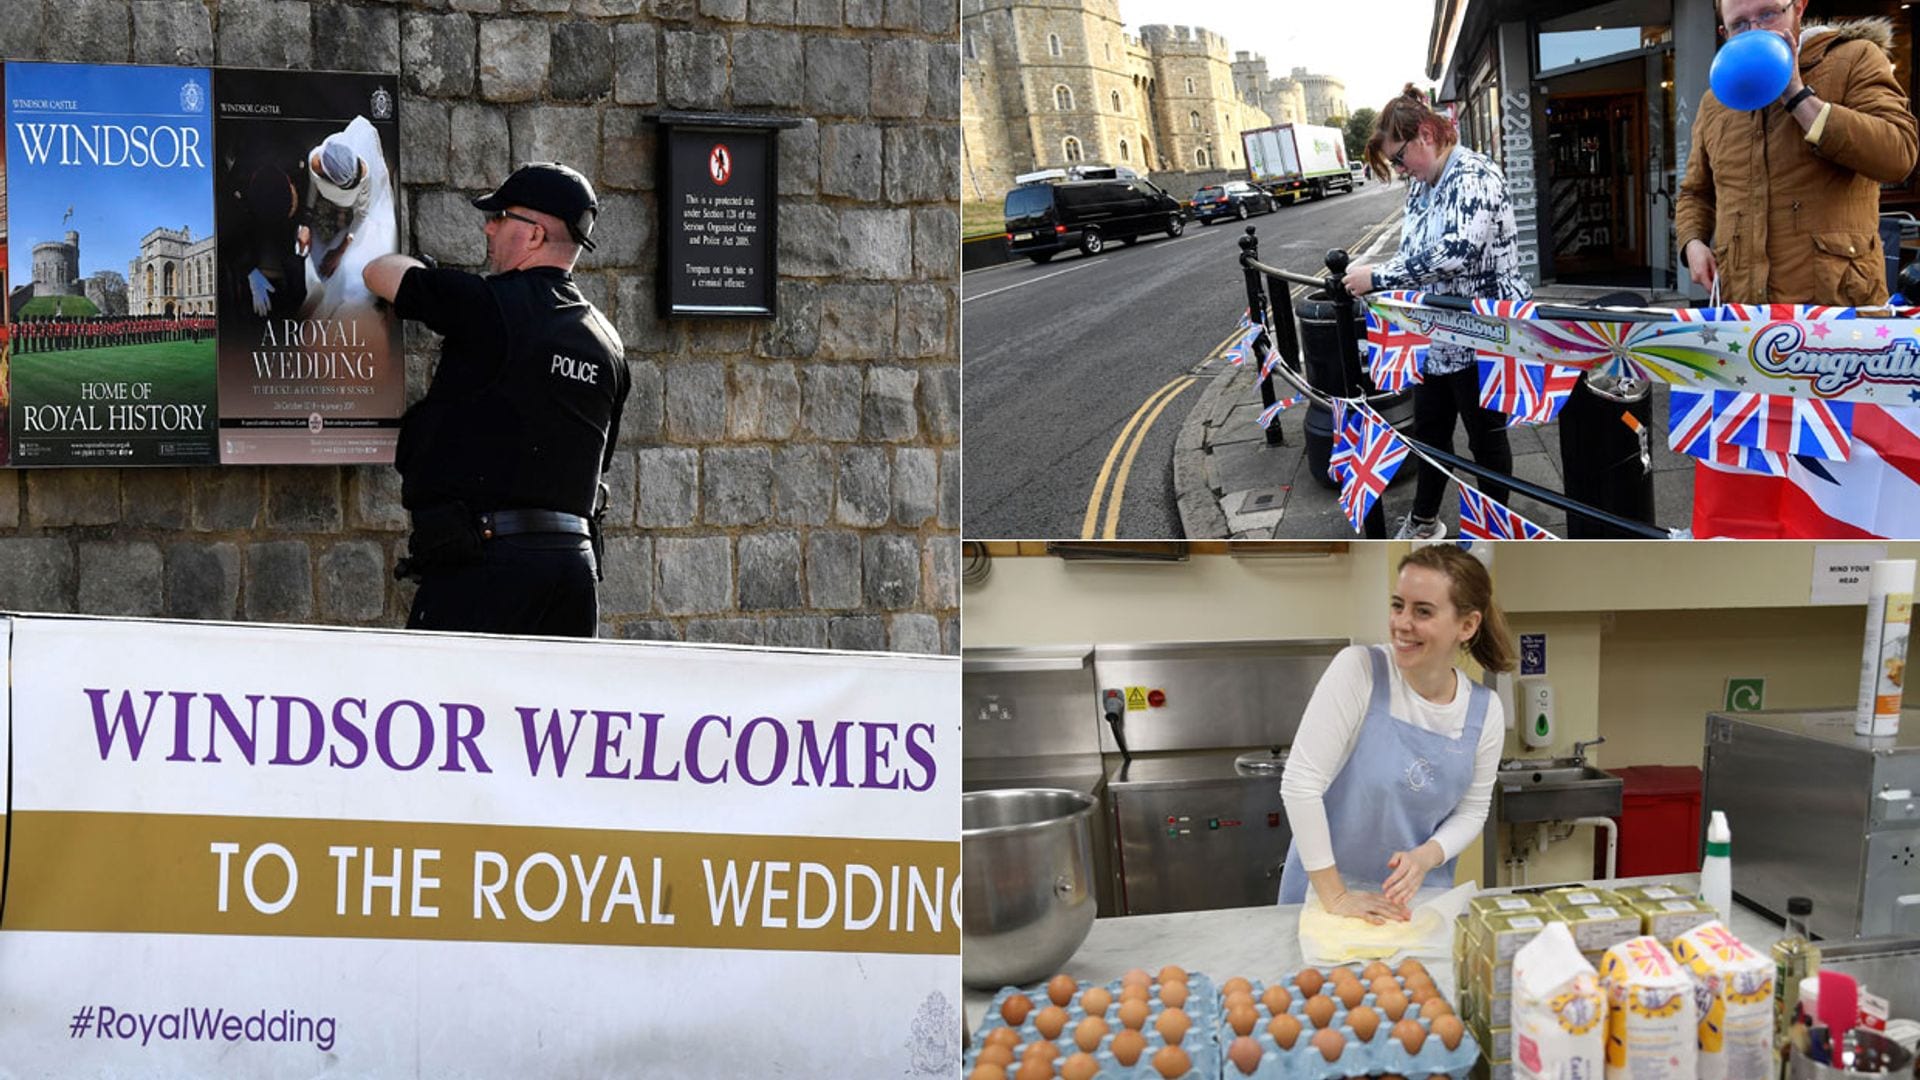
[1518,678,1554,749]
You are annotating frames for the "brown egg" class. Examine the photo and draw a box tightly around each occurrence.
[1335,980,1365,1008]
[1000,993,1033,1027]
[1433,1014,1466,1050]
[1408,984,1437,1005]
[1034,1005,1068,1040]
[1122,967,1153,989]
[1371,975,1402,999]
[1223,989,1256,1014]
[978,1043,1015,1067]
[1329,966,1360,986]
[1013,1060,1052,1080]
[1397,958,1428,979]
[1377,991,1411,1021]
[1227,1002,1259,1037]
[1362,960,1393,981]
[984,1027,1021,1050]
[1117,997,1150,1030]
[1074,1016,1109,1053]
[1079,986,1112,1017]
[1295,968,1325,998]
[1269,1012,1304,1049]
[1261,984,1293,1015]
[1047,973,1078,1007]
[1157,964,1188,985]
[1060,1052,1100,1080]
[1405,972,1436,994]
[1221,975,1254,997]
[1022,1041,1060,1063]
[1111,1028,1148,1066]
[1119,982,1152,1004]
[1312,1027,1346,1063]
[1229,1035,1264,1075]
[1348,1004,1381,1042]
[966,1064,1007,1080]
[1159,980,1190,1009]
[1153,1044,1192,1079]
[1306,995,1337,1029]
[1420,997,1454,1021]
[1429,1075,1452,1080]
[1155,1007,1191,1047]
[1394,1018,1428,1054]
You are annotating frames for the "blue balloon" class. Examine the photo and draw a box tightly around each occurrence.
[1710,30,1793,111]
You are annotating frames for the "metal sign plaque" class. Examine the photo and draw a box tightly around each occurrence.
[659,116,781,318]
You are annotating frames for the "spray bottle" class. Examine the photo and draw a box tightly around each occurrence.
[1702,809,1733,926]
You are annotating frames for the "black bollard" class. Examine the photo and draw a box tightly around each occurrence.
[1238,227,1290,447]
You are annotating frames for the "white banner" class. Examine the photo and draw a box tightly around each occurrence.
[0,615,961,1078]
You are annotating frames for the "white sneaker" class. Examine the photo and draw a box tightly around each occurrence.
[1393,515,1446,540]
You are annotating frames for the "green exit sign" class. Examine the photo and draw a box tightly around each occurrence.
[1725,678,1765,712]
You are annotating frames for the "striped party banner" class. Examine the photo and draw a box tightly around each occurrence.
[0,614,960,1077]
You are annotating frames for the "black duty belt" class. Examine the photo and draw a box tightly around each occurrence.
[477,509,592,539]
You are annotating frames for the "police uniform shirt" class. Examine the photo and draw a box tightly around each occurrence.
[393,265,628,519]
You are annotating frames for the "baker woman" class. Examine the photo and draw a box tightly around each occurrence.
[1277,544,1513,923]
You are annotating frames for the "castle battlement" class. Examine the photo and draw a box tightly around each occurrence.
[1138,24,1229,61]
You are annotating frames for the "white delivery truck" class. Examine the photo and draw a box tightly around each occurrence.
[1241,122,1353,203]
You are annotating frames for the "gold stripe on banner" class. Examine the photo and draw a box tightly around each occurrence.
[4,811,959,956]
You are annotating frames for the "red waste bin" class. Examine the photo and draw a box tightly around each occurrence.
[1599,765,1703,879]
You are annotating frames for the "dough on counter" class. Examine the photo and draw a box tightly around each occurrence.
[1297,901,1449,962]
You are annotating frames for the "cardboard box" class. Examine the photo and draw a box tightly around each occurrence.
[1629,896,1718,943]
[1545,886,1629,912]
[1474,911,1558,965]
[1558,904,1642,952]
[1611,884,1690,905]
[1471,893,1553,920]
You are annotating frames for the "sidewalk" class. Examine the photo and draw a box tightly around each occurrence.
[1173,284,1700,539]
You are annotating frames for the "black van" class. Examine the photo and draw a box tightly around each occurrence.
[1003,177,1185,264]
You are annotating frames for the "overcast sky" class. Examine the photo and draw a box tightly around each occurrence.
[1119,0,1438,122]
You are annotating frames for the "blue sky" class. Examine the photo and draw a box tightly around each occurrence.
[6,62,215,288]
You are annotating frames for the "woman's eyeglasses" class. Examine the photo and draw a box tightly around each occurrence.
[1388,142,1409,170]
[1723,1,1793,36]
[487,209,541,228]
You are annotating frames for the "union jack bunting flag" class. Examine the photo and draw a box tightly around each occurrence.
[1459,484,1557,540]
[1476,352,1544,418]
[1223,325,1261,366]
[1667,387,1719,459]
[1365,309,1427,392]
[1335,404,1409,531]
[1329,400,1366,485]
[1256,396,1300,429]
[1506,362,1582,427]
[1716,392,1854,462]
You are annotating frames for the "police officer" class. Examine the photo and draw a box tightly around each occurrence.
[363,162,629,638]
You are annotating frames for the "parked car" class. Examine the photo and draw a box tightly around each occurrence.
[1349,160,1367,187]
[1190,181,1277,225]
[1003,176,1186,263]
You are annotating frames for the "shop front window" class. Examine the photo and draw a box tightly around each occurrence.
[1536,0,1671,73]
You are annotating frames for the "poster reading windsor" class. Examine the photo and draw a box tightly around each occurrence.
[5,63,218,466]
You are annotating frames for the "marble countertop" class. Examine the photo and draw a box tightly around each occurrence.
[963,873,1787,1033]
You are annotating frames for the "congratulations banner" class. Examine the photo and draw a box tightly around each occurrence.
[0,615,960,1077]
[1368,294,1920,407]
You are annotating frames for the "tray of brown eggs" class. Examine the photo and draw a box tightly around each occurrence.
[1209,960,1476,1080]
[964,967,1221,1080]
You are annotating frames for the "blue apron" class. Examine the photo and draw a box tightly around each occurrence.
[1276,645,1489,904]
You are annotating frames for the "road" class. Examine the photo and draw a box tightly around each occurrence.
[962,181,1403,539]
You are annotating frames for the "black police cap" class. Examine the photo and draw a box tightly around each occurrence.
[472,162,599,251]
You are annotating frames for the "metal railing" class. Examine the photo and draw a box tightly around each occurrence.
[1235,226,1668,539]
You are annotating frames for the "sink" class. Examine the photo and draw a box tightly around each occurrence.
[1497,759,1623,823]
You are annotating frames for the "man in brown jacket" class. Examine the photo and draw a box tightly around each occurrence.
[1677,4,1918,305]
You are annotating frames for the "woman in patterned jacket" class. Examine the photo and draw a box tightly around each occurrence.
[1343,86,1532,541]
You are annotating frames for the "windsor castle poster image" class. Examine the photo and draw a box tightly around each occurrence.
[5,62,217,466]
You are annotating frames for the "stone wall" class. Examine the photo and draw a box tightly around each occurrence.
[0,0,961,655]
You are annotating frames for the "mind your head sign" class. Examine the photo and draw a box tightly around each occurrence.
[0,614,960,1077]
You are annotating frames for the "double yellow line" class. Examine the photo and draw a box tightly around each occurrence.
[1079,323,1249,538]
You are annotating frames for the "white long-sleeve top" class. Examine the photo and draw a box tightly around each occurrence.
[1280,645,1506,873]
